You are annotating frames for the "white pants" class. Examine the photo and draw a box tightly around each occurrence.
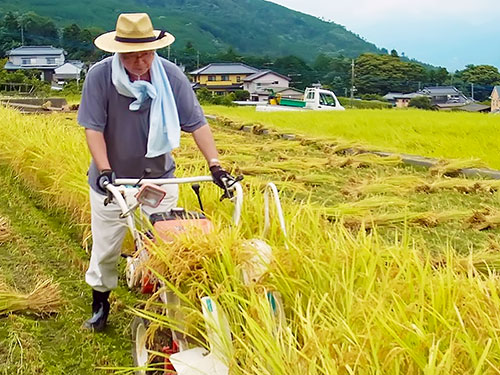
[86,185,178,292]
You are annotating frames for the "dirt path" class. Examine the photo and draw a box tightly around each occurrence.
[0,166,136,374]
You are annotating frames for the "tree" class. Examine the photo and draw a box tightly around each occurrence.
[427,67,449,86]
[21,12,58,45]
[0,12,22,55]
[409,96,432,110]
[233,90,250,101]
[196,87,214,105]
[458,64,500,86]
[273,55,313,89]
[355,53,427,95]
[216,47,242,63]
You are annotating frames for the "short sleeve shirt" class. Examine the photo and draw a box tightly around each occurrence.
[77,56,206,193]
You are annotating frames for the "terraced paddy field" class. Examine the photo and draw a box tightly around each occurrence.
[1,105,500,374]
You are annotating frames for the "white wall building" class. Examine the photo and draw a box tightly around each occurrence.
[4,46,66,81]
[243,70,292,101]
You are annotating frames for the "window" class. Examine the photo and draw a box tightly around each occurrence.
[47,57,56,64]
[21,58,32,65]
[208,75,216,81]
[221,75,230,81]
[236,76,241,82]
[319,93,336,106]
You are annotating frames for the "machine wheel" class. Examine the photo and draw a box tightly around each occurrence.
[131,316,177,374]
[131,316,150,375]
[126,257,140,289]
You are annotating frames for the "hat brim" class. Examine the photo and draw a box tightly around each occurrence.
[94,30,175,53]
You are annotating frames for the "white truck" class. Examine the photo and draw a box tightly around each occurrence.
[256,87,345,112]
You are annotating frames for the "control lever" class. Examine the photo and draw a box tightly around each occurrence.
[191,183,204,212]
[220,175,244,201]
[135,168,152,186]
[104,185,113,206]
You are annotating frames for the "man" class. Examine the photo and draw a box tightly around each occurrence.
[77,13,233,332]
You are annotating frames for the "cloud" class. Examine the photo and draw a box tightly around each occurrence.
[268,0,497,26]
[267,0,499,70]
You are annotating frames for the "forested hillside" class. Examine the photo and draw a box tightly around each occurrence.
[0,0,380,61]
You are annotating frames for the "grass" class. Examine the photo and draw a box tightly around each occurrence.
[0,166,135,374]
[203,106,500,169]
[2,104,500,373]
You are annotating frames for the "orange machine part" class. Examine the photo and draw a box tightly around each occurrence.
[154,218,214,242]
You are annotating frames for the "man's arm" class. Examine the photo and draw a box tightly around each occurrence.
[191,124,220,167]
[85,129,111,172]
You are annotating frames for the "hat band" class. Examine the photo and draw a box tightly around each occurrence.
[115,30,166,43]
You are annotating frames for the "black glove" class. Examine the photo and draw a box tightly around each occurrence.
[210,165,234,189]
[96,169,116,194]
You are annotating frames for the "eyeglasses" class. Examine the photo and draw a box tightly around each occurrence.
[121,50,155,61]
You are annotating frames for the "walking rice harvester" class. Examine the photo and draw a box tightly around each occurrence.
[102,171,287,374]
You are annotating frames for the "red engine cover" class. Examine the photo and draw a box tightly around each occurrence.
[154,218,214,242]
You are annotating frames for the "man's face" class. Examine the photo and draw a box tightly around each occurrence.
[119,50,155,77]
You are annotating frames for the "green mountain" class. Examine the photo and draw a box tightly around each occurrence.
[0,0,380,61]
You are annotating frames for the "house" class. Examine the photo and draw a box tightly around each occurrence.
[4,46,65,82]
[190,63,259,95]
[273,87,303,100]
[242,70,292,101]
[434,102,490,113]
[384,86,478,110]
[382,92,425,108]
[394,93,422,108]
[382,92,404,105]
[491,86,500,113]
[53,60,85,86]
[416,86,469,106]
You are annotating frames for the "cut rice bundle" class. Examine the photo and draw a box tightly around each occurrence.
[0,278,61,315]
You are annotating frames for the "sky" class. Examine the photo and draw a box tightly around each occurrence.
[267,0,499,72]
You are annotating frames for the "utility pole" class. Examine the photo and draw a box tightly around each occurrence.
[350,59,355,108]
[167,45,171,61]
[20,21,24,46]
[196,50,200,69]
[471,83,475,101]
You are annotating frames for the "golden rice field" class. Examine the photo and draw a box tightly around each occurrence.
[2,104,500,374]
[204,106,500,169]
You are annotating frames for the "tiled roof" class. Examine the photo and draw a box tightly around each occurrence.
[7,46,64,56]
[418,86,462,96]
[243,70,291,82]
[190,63,259,75]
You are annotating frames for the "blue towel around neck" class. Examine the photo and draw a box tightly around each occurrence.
[111,53,180,158]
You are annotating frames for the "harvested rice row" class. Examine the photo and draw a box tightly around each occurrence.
[0,216,11,243]
[429,158,487,177]
[466,207,500,230]
[339,209,472,230]
[345,175,500,198]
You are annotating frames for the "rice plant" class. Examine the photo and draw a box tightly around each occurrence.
[3,104,500,373]
[203,106,500,169]
[0,278,61,315]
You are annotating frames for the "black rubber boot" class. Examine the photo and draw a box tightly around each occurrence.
[83,290,110,332]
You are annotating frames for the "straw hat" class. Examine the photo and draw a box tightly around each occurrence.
[94,13,175,53]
